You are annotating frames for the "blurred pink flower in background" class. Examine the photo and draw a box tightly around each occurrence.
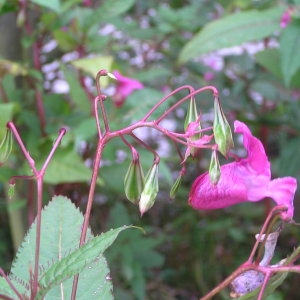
[280,9,292,28]
[203,71,215,82]
[112,71,144,107]
[189,120,297,221]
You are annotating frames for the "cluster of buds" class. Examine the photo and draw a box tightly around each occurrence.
[123,146,159,216]
[121,82,236,215]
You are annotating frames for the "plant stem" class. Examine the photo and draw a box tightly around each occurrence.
[71,137,107,299]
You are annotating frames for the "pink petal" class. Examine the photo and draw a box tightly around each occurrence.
[189,121,297,220]
[267,177,297,220]
[234,120,270,177]
[112,71,144,107]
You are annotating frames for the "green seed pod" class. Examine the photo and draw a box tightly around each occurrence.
[0,129,12,166]
[184,96,202,156]
[169,174,182,199]
[139,163,159,216]
[124,158,144,205]
[209,150,221,185]
[213,97,234,157]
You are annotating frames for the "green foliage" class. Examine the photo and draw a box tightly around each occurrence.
[1,196,131,299]
[179,6,284,63]
[279,20,300,86]
[0,0,300,299]
[30,0,61,13]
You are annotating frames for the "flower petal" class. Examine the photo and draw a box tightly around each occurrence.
[234,120,270,177]
[189,120,297,220]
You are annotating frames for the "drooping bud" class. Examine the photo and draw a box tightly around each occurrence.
[170,174,182,199]
[0,129,12,166]
[213,97,234,157]
[124,154,144,205]
[139,162,159,216]
[209,150,221,185]
[184,96,202,156]
[8,183,15,199]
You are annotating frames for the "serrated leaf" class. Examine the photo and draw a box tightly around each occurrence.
[8,196,115,299]
[30,0,61,13]
[37,225,132,298]
[179,6,284,63]
[0,276,16,298]
[279,20,300,86]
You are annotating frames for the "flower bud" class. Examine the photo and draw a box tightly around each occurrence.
[209,150,221,185]
[139,163,159,216]
[170,174,182,199]
[184,96,202,157]
[124,157,144,205]
[8,183,15,199]
[0,129,12,166]
[213,97,234,157]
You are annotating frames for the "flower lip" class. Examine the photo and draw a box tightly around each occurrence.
[189,120,297,221]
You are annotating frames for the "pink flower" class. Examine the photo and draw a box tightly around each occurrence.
[203,72,215,82]
[189,121,297,220]
[280,10,292,29]
[112,71,144,107]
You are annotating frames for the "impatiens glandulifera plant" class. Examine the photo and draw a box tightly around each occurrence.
[0,69,299,300]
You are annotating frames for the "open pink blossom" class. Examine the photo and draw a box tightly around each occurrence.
[112,71,144,107]
[189,120,297,220]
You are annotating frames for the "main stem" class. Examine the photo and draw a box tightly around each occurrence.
[71,137,106,299]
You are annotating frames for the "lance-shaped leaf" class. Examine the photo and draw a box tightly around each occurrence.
[213,97,234,157]
[37,226,132,299]
[124,157,145,205]
[178,6,284,63]
[139,163,159,216]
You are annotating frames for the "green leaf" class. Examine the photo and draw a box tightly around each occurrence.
[63,65,90,114]
[0,276,16,298]
[95,0,136,21]
[38,225,131,299]
[178,6,284,63]
[279,20,300,86]
[9,196,118,299]
[121,88,165,121]
[37,146,102,185]
[0,103,15,139]
[30,0,61,13]
[255,49,282,79]
[70,55,113,86]
[53,29,78,51]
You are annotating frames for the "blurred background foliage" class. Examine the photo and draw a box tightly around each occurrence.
[0,0,300,299]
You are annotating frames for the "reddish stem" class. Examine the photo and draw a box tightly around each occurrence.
[7,123,66,298]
